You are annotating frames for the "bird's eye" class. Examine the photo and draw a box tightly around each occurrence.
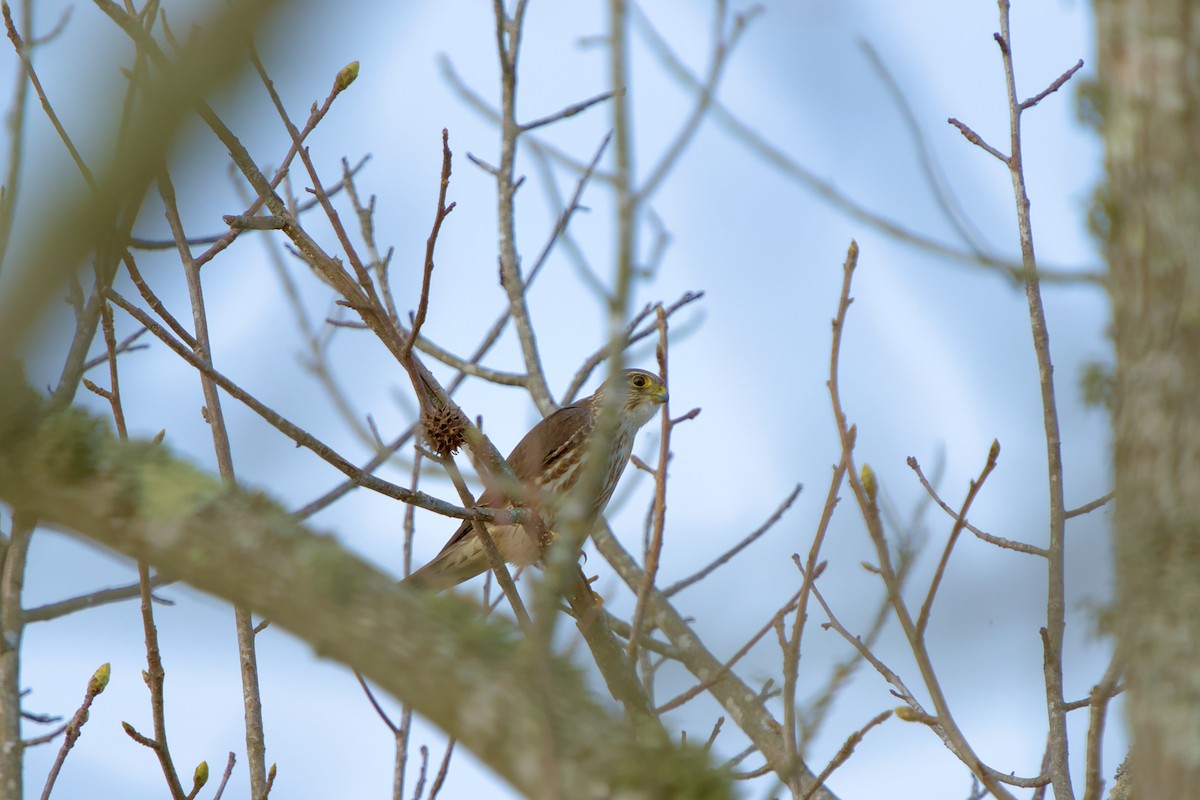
[631,374,648,388]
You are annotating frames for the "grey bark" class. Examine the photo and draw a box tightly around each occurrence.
[1096,0,1200,795]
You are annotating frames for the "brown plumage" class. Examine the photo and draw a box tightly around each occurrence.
[403,369,668,591]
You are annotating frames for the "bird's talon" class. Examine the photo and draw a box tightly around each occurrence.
[583,576,604,606]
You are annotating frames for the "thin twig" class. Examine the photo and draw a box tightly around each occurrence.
[947,117,1009,163]
[563,290,704,403]
[126,560,186,800]
[410,746,429,800]
[603,612,682,659]
[994,4,1074,796]
[664,483,801,596]
[523,131,612,297]
[1065,491,1113,519]
[859,39,993,258]
[627,308,672,663]
[807,575,921,714]
[122,251,197,349]
[491,0,553,415]
[1081,648,1123,800]
[81,325,150,373]
[355,672,399,734]
[38,663,110,800]
[407,129,456,358]
[253,52,375,303]
[2,2,96,190]
[826,240,1019,800]
[1020,59,1084,111]
[907,456,1046,557]
[441,463,531,629]
[635,1,757,205]
[0,0,36,275]
[519,89,616,132]
[655,587,803,714]
[702,717,724,753]
[160,167,267,797]
[130,156,371,251]
[427,739,456,800]
[191,54,360,270]
[915,440,1001,638]
[105,289,498,524]
[799,710,892,800]
[21,723,68,748]
[24,574,172,623]
[784,443,852,780]
[627,3,1101,285]
[210,753,237,800]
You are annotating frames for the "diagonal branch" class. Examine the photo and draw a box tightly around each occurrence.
[0,387,732,800]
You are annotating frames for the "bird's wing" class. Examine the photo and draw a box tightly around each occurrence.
[404,404,594,589]
[475,400,594,508]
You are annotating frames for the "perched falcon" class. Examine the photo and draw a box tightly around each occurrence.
[403,368,668,590]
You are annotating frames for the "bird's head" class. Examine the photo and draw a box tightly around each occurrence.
[598,368,668,429]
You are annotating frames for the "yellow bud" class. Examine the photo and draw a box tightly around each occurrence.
[894,706,936,725]
[335,61,360,92]
[193,761,209,789]
[861,463,877,504]
[89,662,111,695]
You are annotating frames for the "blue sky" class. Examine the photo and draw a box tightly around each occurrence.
[8,1,1116,798]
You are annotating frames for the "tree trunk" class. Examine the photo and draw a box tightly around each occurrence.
[1096,0,1200,796]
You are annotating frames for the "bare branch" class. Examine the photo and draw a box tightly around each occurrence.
[826,241,1019,800]
[24,574,173,623]
[908,456,1046,557]
[81,325,150,373]
[656,587,802,714]
[0,392,732,797]
[916,440,1001,638]
[800,710,893,800]
[210,753,237,800]
[130,156,371,251]
[407,129,456,359]
[355,672,399,734]
[2,2,96,190]
[1065,491,1113,519]
[564,291,704,403]
[105,289,495,524]
[1082,649,1124,800]
[858,39,994,258]
[519,89,617,132]
[627,308,672,663]
[1020,59,1084,111]
[38,663,110,800]
[993,5,1073,795]
[948,117,1010,163]
[629,4,1102,285]
[664,483,802,597]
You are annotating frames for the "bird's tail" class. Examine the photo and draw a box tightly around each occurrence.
[399,559,476,592]
[399,521,490,592]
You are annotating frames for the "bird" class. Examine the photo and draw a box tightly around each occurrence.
[403,368,668,591]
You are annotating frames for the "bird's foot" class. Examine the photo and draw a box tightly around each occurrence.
[585,573,604,607]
